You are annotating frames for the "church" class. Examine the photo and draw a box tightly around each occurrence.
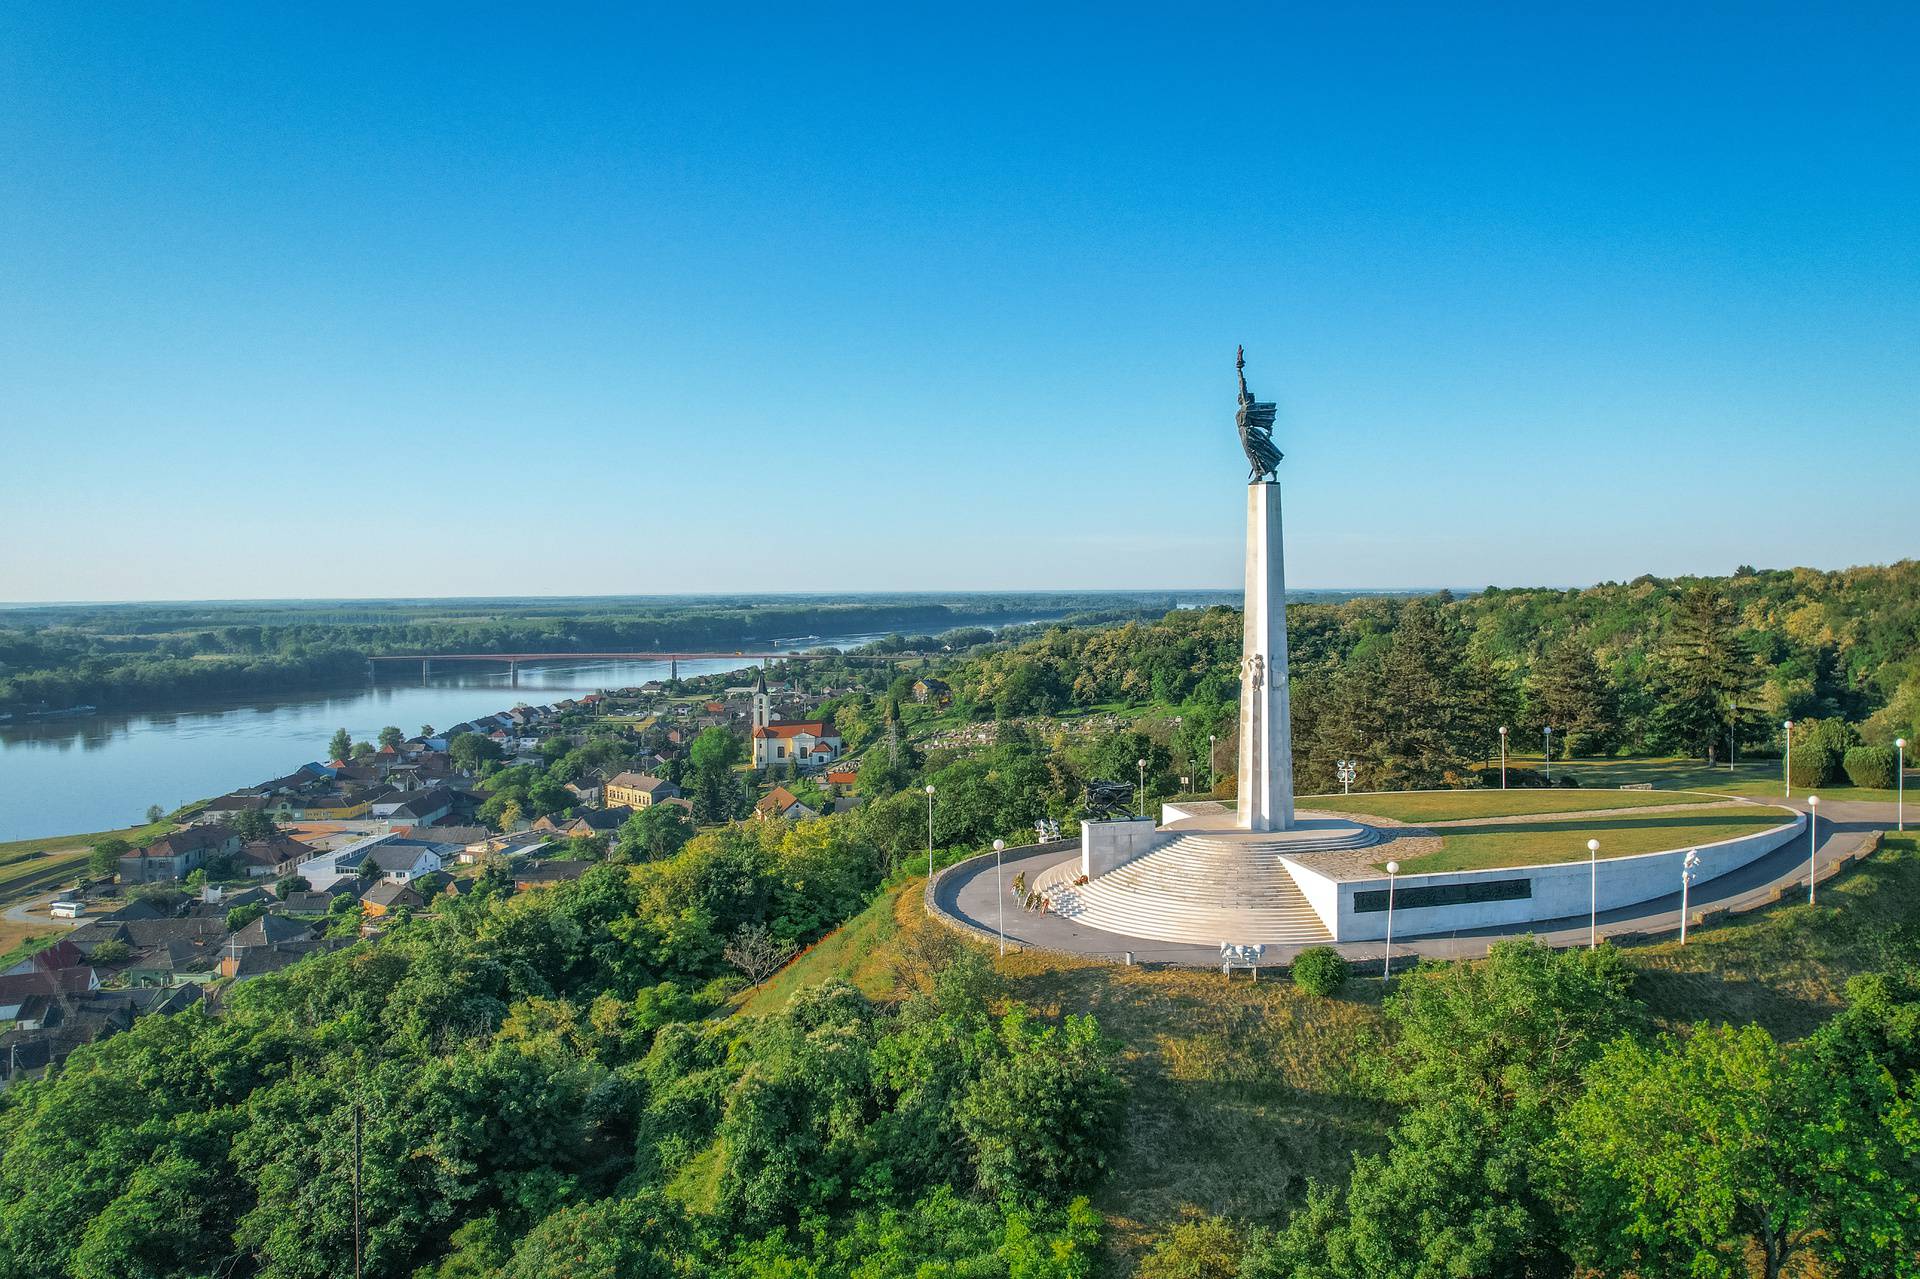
[745,668,843,770]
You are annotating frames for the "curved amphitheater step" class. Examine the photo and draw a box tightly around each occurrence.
[1031,834,1337,945]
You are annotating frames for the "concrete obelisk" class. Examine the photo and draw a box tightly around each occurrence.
[1236,480,1295,830]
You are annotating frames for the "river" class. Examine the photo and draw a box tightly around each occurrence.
[0,642,888,845]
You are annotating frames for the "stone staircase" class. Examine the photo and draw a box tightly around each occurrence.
[1031,827,1373,945]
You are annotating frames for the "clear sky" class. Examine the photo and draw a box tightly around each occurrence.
[1,4,1914,602]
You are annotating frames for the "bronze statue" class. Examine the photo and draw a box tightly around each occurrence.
[1236,345,1282,482]
[1082,779,1136,822]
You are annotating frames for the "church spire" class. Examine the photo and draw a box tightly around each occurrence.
[751,667,771,730]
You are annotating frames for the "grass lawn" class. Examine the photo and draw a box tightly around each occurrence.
[0,816,179,909]
[734,885,908,1015]
[1515,754,1910,805]
[0,924,63,969]
[1309,787,1723,825]
[1386,804,1795,874]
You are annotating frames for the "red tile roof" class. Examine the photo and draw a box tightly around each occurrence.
[749,720,835,740]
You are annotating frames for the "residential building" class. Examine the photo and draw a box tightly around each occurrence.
[605,772,679,810]
[513,860,591,890]
[237,835,314,879]
[754,786,819,822]
[118,826,242,884]
[360,881,425,918]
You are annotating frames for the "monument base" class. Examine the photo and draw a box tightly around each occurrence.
[1043,805,1380,945]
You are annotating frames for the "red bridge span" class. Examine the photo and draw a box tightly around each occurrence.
[366,649,884,686]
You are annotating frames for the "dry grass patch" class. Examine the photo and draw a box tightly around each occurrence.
[1000,951,1388,1258]
[1626,833,1918,1039]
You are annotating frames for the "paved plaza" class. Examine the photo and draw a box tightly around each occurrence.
[930,796,1901,970]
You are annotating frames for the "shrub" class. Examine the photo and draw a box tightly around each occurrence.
[1138,1215,1242,1279]
[1843,744,1899,790]
[1790,717,1856,788]
[225,903,267,933]
[1292,946,1350,997]
[1789,742,1839,790]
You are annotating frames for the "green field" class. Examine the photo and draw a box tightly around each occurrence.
[1308,786,1724,824]
[1383,803,1797,875]
[0,817,179,909]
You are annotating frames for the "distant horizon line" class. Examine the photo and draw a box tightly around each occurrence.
[4,561,1907,611]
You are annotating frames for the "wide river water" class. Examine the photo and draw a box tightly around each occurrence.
[0,639,892,844]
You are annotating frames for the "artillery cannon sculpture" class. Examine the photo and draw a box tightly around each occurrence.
[1082,779,1137,822]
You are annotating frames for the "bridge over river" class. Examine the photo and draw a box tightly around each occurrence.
[367,649,876,686]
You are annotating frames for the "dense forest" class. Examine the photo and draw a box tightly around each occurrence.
[6,856,1914,1277]
[937,562,1920,794]
[0,819,1126,1278]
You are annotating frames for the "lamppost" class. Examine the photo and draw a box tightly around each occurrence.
[1173,717,1184,792]
[1337,759,1356,796]
[1207,734,1217,794]
[1897,738,1907,832]
[1728,700,1738,773]
[1498,726,1508,790]
[1783,720,1793,798]
[1587,838,1601,949]
[1137,758,1147,817]
[1679,849,1700,945]
[1382,860,1399,981]
[993,838,1006,956]
[923,784,936,911]
[1807,794,1820,904]
[1544,726,1553,784]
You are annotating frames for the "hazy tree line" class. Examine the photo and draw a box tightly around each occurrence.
[938,563,1920,794]
[0,595,1175,712]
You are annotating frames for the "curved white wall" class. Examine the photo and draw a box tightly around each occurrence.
[1284,813,1804,941]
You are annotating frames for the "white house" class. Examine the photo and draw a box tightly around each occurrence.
[296,833,450,890]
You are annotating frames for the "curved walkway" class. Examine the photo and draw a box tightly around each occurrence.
[928,798,1901,969]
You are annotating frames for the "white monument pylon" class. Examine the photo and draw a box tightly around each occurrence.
[1236,480,1295,831]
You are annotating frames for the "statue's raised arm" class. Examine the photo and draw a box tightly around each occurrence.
[1234,347,1283,482]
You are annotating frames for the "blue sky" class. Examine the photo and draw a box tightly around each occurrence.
[1,4,1914,601]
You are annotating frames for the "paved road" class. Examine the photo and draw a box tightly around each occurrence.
[930,798,1904,969]
[4,891,83,929]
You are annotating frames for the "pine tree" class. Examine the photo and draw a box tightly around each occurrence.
[1528,635,1620,757]
[1355,600,1480,787]
[1656,587,1756,761]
